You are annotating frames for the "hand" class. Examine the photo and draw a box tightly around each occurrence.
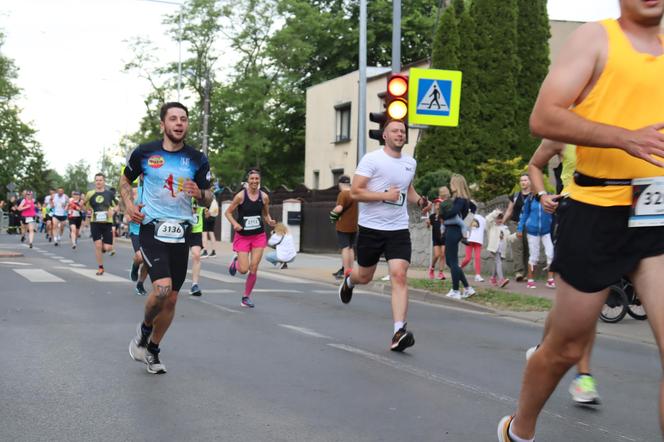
[418,196,432,214]
[233,223,243,232]
[183,179,201,198]
[126,202,145,223]
[621,123,664,168]
[540,194,560,214]
[267,218,277,228]
[384,186,401,202]
[517,232,523,239]
[329,210,341,223]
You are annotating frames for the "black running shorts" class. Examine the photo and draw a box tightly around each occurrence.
[551,198,664,293]
[204,217,216,233]
[336,231,357,249]
[90,222,113,245]
[130,233,141,253]
[188,231,203,248]
[68,217,82,229]
[54,215,67,222]
[139,222,190,291]
[356,226,411,267]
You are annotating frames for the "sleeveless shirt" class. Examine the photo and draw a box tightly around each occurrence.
[236,189,264,236]
[568,19,664,206]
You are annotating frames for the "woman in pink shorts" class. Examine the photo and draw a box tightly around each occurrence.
[224,169,276,308]
[17,191,37,248]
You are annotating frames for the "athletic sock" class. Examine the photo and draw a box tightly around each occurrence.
[244,272,257,296]
[141,322,153,337]
[394,321,405,334]
[343,268,352,277]
[345,276,355,288]
[508,420,534,442]
[147,341,159,354]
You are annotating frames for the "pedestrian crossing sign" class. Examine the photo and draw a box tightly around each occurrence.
[408,68,462,127]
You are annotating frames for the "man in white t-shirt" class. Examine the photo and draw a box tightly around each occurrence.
[338,119,431,352]
[51,187,69,246]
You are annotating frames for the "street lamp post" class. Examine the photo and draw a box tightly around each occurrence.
[140,0,183,101]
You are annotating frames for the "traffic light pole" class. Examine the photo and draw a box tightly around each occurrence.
[392,0,401,73]
[358,0,367,163]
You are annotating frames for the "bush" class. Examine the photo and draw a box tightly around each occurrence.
[414,168,454,200]
[474,156,524,201]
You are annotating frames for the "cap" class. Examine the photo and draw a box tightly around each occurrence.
[433,198,442,203]
[338,175,350,184]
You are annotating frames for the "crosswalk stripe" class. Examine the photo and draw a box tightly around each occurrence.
[13,268,65,282]
[260,271,307,284]
[55,266,127,282]
[0,261,31,266]
[196,269,242,284]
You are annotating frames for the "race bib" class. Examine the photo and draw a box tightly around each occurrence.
[243,215,261,230]
[95,211,108,222]
[629,177,664,227]
[193,214,199,225]
[70,210,80,217]
[24,217,34,223]
[383,191,406,207]
[154,220,187,243]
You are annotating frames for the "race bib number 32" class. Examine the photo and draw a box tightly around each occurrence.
[629,177,664,227]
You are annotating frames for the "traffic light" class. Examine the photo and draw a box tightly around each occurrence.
[386,74,408,122]
[368,111,387,145]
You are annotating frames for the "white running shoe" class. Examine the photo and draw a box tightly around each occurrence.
[446,289,461,299]
[525,344,540,361]
[461,286,476,298]
[474,274,484,282]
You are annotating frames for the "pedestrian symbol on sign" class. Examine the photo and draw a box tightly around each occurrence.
[416,79,451,116]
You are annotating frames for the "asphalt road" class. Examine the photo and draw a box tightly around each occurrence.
[0,232,660,441]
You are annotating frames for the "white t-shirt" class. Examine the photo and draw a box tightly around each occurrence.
[467,213,486,245]
[355,148,416,231]
[52,194,69,217]
[268,233,297,262]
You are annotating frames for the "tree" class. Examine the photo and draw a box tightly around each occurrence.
[62,160,90,194]
[515,0,550,157]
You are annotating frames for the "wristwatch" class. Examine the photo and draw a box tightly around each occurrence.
[534,190,547,201]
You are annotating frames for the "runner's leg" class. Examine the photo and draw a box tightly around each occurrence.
[388,258,409,323]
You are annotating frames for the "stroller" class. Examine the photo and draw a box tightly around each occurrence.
[600,277,647,323]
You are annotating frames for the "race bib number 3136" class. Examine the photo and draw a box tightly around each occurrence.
[629,177,664,227]
[154,220,187,243]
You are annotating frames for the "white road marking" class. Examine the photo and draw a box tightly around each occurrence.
[69,263,86,268]
[59,259,75,264]
[312,289,336,294]
[278,324,331,339]
[13,268,65,282]
[260,271,307,284]
[196,289,234,294]
[56,267,127,282]
[0,261,31,266]
[251,288,302,293]
[191,298,242,313]
[195,269,242,284]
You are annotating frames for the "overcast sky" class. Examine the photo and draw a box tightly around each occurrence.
[1,0,621,176]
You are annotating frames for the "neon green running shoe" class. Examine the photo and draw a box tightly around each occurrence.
[569,374,600,405]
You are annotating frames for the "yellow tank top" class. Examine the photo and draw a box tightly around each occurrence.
[567,19,664,206]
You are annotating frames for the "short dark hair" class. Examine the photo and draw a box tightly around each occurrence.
[160,102,189,121]
[246,167,261,178]
[338,175,350,184]
[95,172,105,179]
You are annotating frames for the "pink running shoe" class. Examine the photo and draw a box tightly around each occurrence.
[499,278,510,288]
[489,276,497,286]
[428,267,435,280]
[526,280,536,289]
[546,278,556,289]
[437,271,446,280]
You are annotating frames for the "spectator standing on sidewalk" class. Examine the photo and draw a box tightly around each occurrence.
[516,191,555,289]
[485,209,515,288]
[426,198,446,280]
[461,212,486,282]
[201,197,219,258]
[330,175,358,279]
[502,174,532,281]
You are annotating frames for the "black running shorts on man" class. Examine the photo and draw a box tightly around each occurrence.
[91,222,113,245]
[356,226,412,267]
[551,198,664,293]
[188,231,203,248]
[139,223,190,291]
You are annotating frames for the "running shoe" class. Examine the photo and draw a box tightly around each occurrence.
[189,284,202,297]
[526,280,536,289]
[437,271,446,280]
[546,278,556,289]
[525,344,540,361]
[109,249,116,257]
[201,250,209,258]
[279,262,288,269]
[461,286,476,298]
[497,415,515,442]
[54,241,58,246]
[72,243,76,250]
[490,275,497,286]
[241,296,255,308]
[96,267,104,276]
[135,283,148,296]
[29,243,33,249]
[428,267,435,280]
[130,263,139,282]
[474,274,484,282]
[209,250,216,257]
[391,324,415,352]
[20,235,25,243]
[129,322,149,363]
[338,276,354,304]
[332,267,344,279]
[228,255,238,276]
[569,374,600,405]
[445,289,461,299]
[145,347,166,374]
[499,278,510,288]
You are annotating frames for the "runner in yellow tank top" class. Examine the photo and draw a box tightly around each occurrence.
[499,2,664,441]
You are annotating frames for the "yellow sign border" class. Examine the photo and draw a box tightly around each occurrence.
[408,68,462,127]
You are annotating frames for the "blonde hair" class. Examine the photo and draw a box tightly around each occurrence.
[438,186,451,198]
[273,223,288,236]
[449,174,471,199]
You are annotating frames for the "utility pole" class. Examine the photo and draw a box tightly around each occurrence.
[357,0,367,163]
[201,71,211,156]
[392,0,401,73]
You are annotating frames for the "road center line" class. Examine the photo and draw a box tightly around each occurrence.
[278,324,331,339]
[192,298,242,314]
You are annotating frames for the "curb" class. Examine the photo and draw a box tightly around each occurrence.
[0,252,23,258]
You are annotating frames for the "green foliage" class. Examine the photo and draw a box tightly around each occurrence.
[413,168,453,200]
[474,156,524,202]
[62,160,90,194]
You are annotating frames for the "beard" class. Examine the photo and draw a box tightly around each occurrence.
[165,129,186,144]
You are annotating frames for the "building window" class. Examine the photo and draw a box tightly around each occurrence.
[335,103,351,143]
[331,168,344,185]
[313,170,320,189]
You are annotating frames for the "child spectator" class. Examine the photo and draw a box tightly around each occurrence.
[517,194,555,289]
[461,212,486,282]
[486,209,516,288]
[426,198,446,280]
[266,223,297,269]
